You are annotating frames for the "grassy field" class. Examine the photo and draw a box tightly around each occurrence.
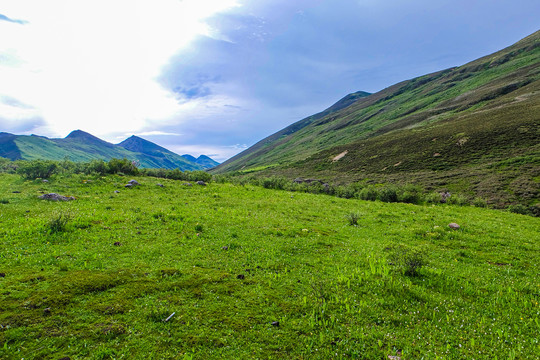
[0,173,539,359]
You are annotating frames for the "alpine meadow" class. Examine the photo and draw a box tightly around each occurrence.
[0,13,539,360]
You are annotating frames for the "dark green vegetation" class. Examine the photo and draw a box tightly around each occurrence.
[213,31,540,210]
[1,173,539,359]
[0,157,211,183]
[0,130,219,171]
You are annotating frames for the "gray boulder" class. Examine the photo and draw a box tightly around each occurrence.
[39,193,75,201]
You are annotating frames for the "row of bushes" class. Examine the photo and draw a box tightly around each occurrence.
[215,174,487,207]
[0,158,211,182]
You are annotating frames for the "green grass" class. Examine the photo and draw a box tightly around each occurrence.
[0,173,539,359]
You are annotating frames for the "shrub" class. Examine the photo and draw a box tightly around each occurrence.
[377,186,398,203]
[472,197,488,208]
[508,204,530,215]
[398,184,424,204]
[335,184,357,199]
[388,245,426,277]
[188,171,212,183]
[84,159,109,175]
[346,212,360,226]
[107,158,139,175]
[47,212,71,234]
[261,176,287,190]
[447,194,469,206]
[17,160,58,179]
[359,186,378,201]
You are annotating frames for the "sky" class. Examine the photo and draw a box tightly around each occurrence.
[1,1,539,162]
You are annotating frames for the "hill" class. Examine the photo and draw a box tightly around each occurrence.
[0,130,219,171]
[212,30,540,208]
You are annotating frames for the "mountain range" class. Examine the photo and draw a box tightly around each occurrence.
[212,30,540,207]
[0,130,219,171]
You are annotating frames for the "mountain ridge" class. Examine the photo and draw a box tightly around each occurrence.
[212,30,540,208]
[0,131,219,171]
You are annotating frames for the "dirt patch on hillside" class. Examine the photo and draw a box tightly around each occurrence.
[332,150,348,162]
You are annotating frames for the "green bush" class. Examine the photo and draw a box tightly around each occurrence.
[472,197,488,208]
[377,186,398,203]
[359,186,378,201]
[398,184,424,204]
[46,212,71,234]
[261,176,287,190]
[447,194,469,206]
[388,245,426,277]
[17,160,58,179]
[508,204,530,215]
[107,158,139,175]
[346,212,360,226]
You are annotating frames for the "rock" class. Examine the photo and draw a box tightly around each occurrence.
[448,223,460,230]
[12,191,21,193]
[128,179,139,186]
[388,356,401,360]
[440,191,451,203]
[42,179,49,183]
[237,274,245,280]
[114,190,120,193]
[196,181,207,186]
[183,183,193,186]
[38,193,75,201]
[271,321,280,327]
[43,307,51,314]
[156,183,164,187]
[0,273,5,277]
[58,357,71,360]
[124,184,132,188]
[113,242,122,246]
[222,246,229,250]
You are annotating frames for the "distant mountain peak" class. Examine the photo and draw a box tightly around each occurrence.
[182,154,220,169]
[66,130,93,138]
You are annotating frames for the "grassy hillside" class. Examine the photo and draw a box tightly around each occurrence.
[0,173,538,359]
[212,31,540,208]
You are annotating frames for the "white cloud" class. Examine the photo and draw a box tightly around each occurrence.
[0,0,240,137]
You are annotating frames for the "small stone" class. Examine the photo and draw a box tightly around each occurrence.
[222,246,229,250]
[113,242,122,246]
[236,274,245,280]
[114,190,120,193]
[42,179,49,183]
[12,191,21,193]
[196,181,207,186]
[156,183,164,187]
[448,223,460,230]
[183,183,193,186]
[58,357,71,360]
[388,356,401,360]
[44,307,51,314]
[128,179,139,186]
[271,321,280,327]
[0,273,5,277]
[124,184,133,188]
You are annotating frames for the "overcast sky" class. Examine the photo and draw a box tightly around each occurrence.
[1,0,538,161]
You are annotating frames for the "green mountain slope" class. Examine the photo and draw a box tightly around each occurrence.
[212,30,540,207]
[0,130,216,171]
[117,135,203,170]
